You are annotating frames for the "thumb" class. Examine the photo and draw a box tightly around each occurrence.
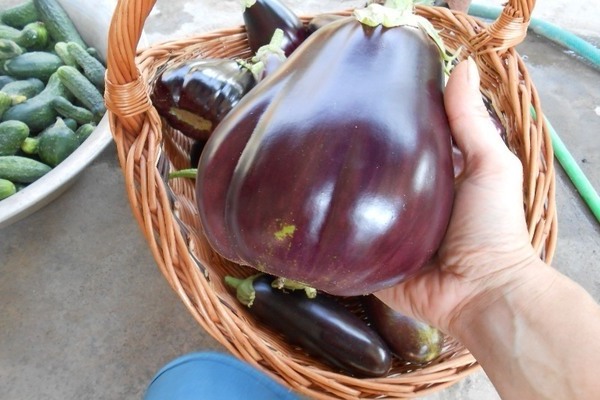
[444,58,510,164]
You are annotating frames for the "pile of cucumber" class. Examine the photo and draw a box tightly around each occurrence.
[0,0,106,200]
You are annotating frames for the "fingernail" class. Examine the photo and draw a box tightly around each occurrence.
[466,56,480,90]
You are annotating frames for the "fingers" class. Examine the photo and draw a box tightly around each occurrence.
[444,58,512,164]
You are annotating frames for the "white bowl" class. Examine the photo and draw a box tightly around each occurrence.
[0,0,117,229]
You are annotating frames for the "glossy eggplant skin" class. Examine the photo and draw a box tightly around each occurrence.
[197,17,455,296]
[226,274,392,377]
[243,0,306,57]
[364,295,443,364]
[151,58,257,140]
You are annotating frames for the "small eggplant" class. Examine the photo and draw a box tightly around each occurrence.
[151,58,257,141]
[364,295,443,364]
[196,3,455,296]
[151,32,287,141]
[243,0,306,56]
[225,274,393,377]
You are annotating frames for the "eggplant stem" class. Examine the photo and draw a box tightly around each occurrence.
[244,29,287,81]
[242,0,257,9]
[271,277,317,299]
[168,168,197,180]
[225,274,262,307]
[354,2,456,73]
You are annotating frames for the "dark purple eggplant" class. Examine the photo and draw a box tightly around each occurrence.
[151,58,257,141]
[243,0,306,56]
[190,139,208,168]
[197,4,455,296]
[225,274,392,377]
[151,32,288,141]
[364,295,443,364]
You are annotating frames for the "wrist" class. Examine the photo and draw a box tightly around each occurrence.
[447,255,556,340]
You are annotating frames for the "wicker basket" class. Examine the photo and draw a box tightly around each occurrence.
[104,1,557,398]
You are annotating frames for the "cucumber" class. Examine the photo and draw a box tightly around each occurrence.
[2,71,73,133]
[17,22,49,50]
[0,120,30,156]
[0,24,23,42]
[0,0,40,29]
[0,75,16,89]
[0,178,17,200]
[1,78,45,104]
[56,65,105,118]
[62,117,77,131]
[0,22,48,50]
[75,122,96,143]
[66,42,106,90]
[0,38,24,60]
[54,41,77,67]
[33,0,86,48]
[0,92,12,119]
[0,155,51,183]
[36,118,79,167]
[3,51,64,81]
[51,95,95,124]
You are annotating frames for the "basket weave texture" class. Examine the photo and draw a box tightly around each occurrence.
[104,1,557,398]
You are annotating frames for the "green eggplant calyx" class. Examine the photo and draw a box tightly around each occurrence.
[245,28,287,81]
[168,168,197,180]
[225,274,262,307]
[354,3,456,72]
[243,0,257,9]
[354,3,415,27]
[418,327,443,362]
[271,277,317,299]
[253,28,286,64]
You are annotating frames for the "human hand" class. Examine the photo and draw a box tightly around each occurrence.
[375,58,543,335]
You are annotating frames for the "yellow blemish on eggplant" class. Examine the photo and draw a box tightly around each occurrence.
[274,223,296,241]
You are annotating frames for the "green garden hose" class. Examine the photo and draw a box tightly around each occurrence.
[469,3,600,223]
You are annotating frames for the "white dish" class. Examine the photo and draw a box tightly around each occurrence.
[0,0,117,229]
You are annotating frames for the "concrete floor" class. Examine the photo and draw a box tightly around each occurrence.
[1,1,599,399]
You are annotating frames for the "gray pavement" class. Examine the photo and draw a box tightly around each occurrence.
[1,1,599,399]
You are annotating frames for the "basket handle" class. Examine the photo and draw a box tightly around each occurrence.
[104,0,536,130]
[105,0,157,133]
[469,0,536,53]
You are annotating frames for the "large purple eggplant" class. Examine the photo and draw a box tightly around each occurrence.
[243,0,306,56]
[196,4,455,296]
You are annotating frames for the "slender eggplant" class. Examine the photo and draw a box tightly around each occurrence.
[196,2,455,296]
[364,295,443,364]
[243,0,306,56]
[225,273,393,377]
[151,31,287,141]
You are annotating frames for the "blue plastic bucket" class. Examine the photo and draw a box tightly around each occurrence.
[144,352,301,400]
